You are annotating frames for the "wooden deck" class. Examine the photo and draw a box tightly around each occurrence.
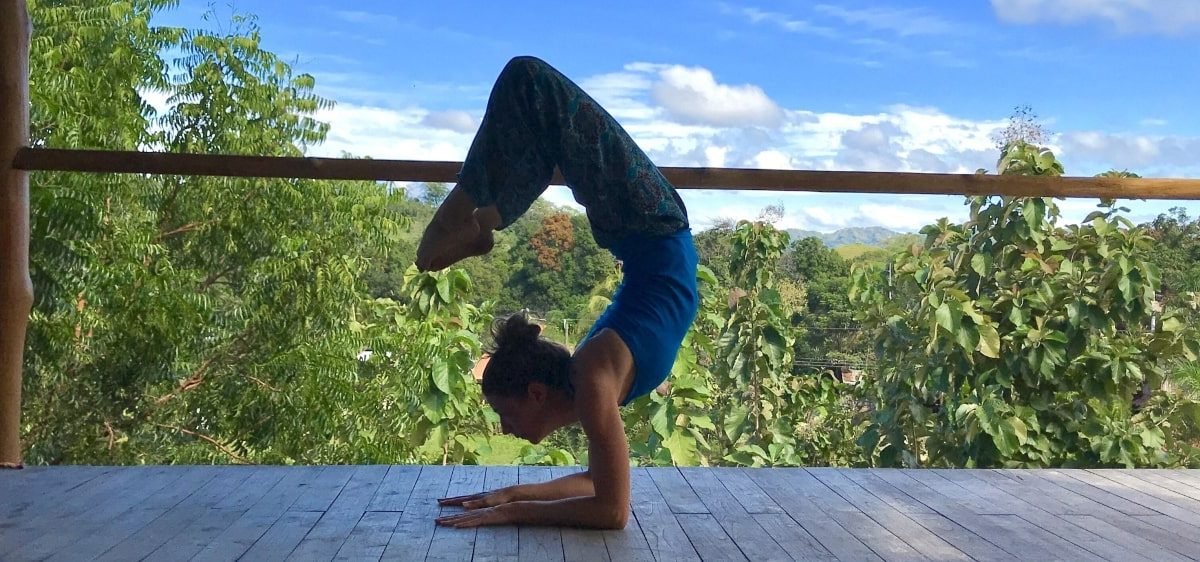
[3,466,1200,561]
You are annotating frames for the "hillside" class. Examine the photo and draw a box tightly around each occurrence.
[785,226,903,247]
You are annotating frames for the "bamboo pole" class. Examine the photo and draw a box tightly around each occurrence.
[0,0,32,469]
[14,147,1200,200]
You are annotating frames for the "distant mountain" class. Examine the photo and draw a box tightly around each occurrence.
[785,226,904,248]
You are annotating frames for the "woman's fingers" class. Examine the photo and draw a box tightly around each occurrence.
[435,510,487,528]
[438,492,484,505]
[435,505,509,528]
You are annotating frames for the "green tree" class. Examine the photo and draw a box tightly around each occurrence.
[851,142,1200,469]
[21,3,499,466]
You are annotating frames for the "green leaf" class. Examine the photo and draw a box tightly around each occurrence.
[1008,417,1028,444]
[1140,428,1165,450]
[651,403,671,438]
[689,415,716,431]
[431,360,451,394]
[936,302,955,333]
[725,403,749,443]
[971,254,987,276]
[436,276,452,303]
[977,324,1001,358]
[956,324,979,353]
[663,432,698,465]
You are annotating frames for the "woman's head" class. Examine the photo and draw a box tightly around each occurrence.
[479,313,574,443]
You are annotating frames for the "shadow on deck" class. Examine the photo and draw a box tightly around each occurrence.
[3,464,1200,561]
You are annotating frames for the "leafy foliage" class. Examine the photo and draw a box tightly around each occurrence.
[850,143,1200,468]
[19,1,1200,474]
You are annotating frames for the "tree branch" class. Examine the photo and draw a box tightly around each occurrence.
[197,265,235,293]
[153,423,253,464]
[157,220,214,241]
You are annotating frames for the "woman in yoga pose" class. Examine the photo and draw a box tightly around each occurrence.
[418,56,698,530]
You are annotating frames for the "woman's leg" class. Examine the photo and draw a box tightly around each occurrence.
[416,55,679,271]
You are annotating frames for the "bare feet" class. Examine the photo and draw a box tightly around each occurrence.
[415,214,495,272]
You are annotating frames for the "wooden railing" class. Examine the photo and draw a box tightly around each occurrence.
[14,147,1200,200]
[4,0,1200,467]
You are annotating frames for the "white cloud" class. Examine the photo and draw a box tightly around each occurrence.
[1140,118,1168,127]
[650,65,785,128]
[1058,131,1200,171]
[990,0,1200,35]
[310,103,473,161]
[331,10,398,25]
[726,5,841,38]
[813,4,959,36]
[420,110,478,134]
[752,150,794,169]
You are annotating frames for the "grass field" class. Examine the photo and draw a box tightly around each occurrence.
[835,243,877,260]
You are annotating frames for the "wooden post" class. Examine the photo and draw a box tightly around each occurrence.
[1,0,33,469]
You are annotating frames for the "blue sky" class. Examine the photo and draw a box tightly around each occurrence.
[151,1,1200,233]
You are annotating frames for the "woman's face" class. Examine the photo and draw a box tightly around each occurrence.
[486,391,553,444]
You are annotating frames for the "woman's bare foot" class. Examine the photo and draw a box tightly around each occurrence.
[420,222,495,271]
[417,213,475,272]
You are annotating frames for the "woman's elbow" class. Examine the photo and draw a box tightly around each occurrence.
[600,506,629,530]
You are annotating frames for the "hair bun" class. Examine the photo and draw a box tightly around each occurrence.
[521,322,542,341]
[492,313,541,350]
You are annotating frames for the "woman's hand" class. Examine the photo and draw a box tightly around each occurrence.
[436,504,513,528]
[437,487,517,510]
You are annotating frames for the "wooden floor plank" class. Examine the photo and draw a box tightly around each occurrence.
[859,471,1028,561]
[646,466,708,514]
[1,465,150,550]
[142,468,274,562]
[517,466,565,562]
[839,468,937,515]
[903,512,1019,562]
[95,467,253,562]
[367,465,421,512]
[745,468,880,562]
[191,466,312,562]
[752,513,837,561]
[7,465,1200,561]
[549,466,611,562]
[882,469,1101,561]
[9,466,184,561]
[631,467,701,561]
[428,465,487,562]
[1122,469,1200,504]
[0,466,113,523]
[809,467,971,561]
[382,465,453,561]
[473,466,520,562]
[239,510,324,562]
[288,465,392,561]
[710,466,784,515]
[997,469,1200,552]
[51,466,217,562]
[290,464,357,512]
[1085,469,1200,520]
[925,470,1154,561]
[1063,514,1192,562]
[785,468,926,561]
[675,514,747,561]
[678,467,790,561]
[1038,469,1161,516]
[333,510,401,561]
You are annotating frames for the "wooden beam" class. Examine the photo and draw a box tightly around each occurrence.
[1,0,32,469]
[14,147,1200,200]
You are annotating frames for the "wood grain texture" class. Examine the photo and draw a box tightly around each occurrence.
[16,147,1200,200]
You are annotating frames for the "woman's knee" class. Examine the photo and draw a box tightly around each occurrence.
[503,55,551,75]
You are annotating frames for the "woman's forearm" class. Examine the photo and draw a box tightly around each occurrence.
[504,496,628,530]
[511,470,595,502]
